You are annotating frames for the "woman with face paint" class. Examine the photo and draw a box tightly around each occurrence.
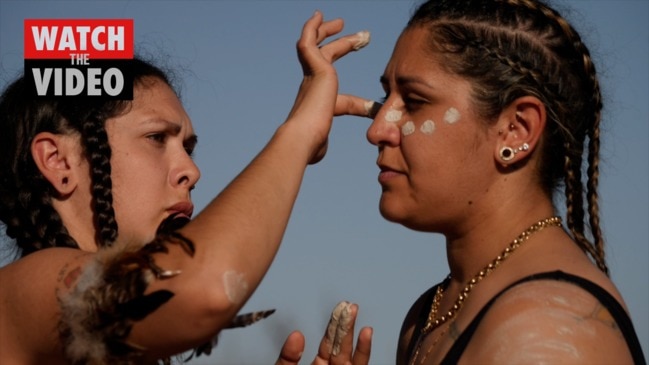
[0,12,372,365]
[308,0,646,364]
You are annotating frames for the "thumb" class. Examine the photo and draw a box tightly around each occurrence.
[276,331,306,365]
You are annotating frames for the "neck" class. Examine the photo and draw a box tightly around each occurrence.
[444,190,556,284]
[52,199,99,252]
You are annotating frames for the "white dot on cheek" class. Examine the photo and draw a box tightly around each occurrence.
[401,121,415,136]
[444,107,461,124]
[420,120,436,135]
[385,108,402,123]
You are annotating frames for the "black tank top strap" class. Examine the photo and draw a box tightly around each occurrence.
[439,270,646,364]
[406,283,441,361]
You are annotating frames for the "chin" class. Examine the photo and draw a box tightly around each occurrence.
[378,200,407,224]
[379,202,436,233]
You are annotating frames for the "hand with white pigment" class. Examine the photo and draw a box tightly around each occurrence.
[275,301,372,365]
[283,11,371,164]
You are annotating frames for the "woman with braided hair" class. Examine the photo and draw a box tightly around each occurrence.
[306,0,645,363]
[0,12,372,365]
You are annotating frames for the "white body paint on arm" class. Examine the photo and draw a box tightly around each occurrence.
[222,270,249,304]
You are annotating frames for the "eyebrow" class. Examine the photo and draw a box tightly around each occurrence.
[144,118,198,146]
[380,75,436,90]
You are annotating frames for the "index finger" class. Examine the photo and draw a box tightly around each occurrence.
[313,301,357,365]
[335,94,382,119]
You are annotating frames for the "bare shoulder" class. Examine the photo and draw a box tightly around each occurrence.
[462,277,635,364]
[1,247,91,294]
[0,248,91,363]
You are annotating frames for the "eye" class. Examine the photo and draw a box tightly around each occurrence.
[403,95,427,111]
[184,145,195,158]
[147,132,167,144]
[183,136,198,158]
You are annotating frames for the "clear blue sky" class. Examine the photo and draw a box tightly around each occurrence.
[1,1,647,364]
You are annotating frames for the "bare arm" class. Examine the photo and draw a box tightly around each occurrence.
[130,12,371,355]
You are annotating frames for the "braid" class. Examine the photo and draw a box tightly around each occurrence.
[522,0,608,273]
[16,178,78,255]
[409,0,608,274]
[510,0,608,274]
[563,142,603,270]
[573,20,607,273]
[81,114,118,248]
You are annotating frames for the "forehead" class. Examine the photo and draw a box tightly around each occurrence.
[384,27,456,84]
[126,77,194,133]
[383,27,473,98]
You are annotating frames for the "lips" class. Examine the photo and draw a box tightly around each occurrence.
[168,201,194,219]
[158,202,194,233]
[377,163,404,183]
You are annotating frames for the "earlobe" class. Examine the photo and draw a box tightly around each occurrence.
[494,96,546,166]
[31,132,79,196]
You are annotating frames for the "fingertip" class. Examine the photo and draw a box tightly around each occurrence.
[350,302,359,315]
[364,100,383,119]
[352,30,371,51]
[289,330,306,345]
[278,331,306,364]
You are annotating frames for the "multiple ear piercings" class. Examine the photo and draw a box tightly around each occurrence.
[499,143,529,162]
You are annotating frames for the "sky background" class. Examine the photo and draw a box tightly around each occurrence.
[1,1,647,364]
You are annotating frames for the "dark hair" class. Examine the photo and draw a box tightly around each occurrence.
[0,58,173,257]
[408,0,607,273]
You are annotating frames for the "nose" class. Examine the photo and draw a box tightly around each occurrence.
[366,104,401,147]
[173,152,201,191]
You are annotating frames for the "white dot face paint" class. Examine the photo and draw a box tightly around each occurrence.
[420,120,436,135]
[223,270,249,304]
[444,107,461,124]
[401,121,415,136]
[385,108,402,123]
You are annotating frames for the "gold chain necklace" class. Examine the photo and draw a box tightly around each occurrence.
[409,216,562,365]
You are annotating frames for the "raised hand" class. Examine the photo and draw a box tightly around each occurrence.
[283,11,370,164]
[276,301,372,365]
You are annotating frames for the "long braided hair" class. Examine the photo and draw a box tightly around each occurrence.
[0,59,172,257]
[408,0,607,274]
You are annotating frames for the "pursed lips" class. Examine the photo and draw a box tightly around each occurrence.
[167,201,194,219]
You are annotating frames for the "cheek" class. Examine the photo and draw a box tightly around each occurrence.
[110,163,166,242]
